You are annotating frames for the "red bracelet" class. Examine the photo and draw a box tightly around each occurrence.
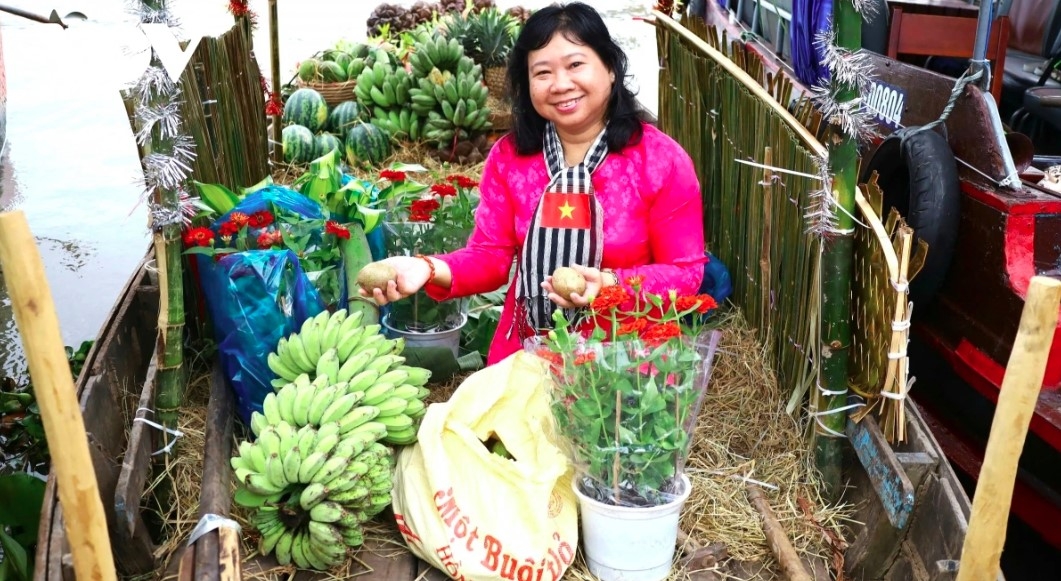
[415,254,436,284]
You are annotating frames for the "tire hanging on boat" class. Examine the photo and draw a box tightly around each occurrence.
[859,127,962,306]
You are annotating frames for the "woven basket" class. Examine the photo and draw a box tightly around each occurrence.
[296,78,357,107]
[484,66,508,101]
[486,94,513,131]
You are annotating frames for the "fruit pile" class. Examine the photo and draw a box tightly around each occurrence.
[354,33,491,150]
[233,309,433,570]
[281,87,392,167]
[282,44,402,167]
[266,309,430,445]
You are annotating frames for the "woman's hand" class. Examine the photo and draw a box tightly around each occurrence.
[357,256,433,306]
[542,264,608,309]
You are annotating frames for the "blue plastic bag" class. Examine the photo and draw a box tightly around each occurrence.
[197,249,326,423]
[700,251,733,305]
[201,187,333,423]
[219,184,323,222]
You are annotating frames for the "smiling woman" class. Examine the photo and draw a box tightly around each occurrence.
[357,2,708,366]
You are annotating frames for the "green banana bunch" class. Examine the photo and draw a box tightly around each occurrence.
[409,36,466,78]
[232,419,399,570]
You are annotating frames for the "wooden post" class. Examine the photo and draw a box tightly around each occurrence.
[0,211,117,581]
[269,0,282,164]
[956,275,1061,581]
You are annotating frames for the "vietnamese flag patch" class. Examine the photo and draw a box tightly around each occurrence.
[539,192,592,229]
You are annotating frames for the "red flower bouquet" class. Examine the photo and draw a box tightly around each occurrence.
[382,173,480,333]
[528,278,721,507]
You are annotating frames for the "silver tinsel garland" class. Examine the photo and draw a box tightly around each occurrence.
[127,1,197,232]
[810,27,878,142]
[804,154,840,236]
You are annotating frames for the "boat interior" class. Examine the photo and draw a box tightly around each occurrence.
[701,0,1061,162]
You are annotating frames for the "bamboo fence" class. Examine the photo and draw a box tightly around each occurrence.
[122,18,270,424]
[655,15,826,411]
[178,25,270,192]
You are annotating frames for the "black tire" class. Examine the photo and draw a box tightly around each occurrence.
[859,128,961,306]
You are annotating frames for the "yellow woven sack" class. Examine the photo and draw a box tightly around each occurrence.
[392,351,578,581]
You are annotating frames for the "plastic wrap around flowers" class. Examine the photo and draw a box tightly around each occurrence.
[527,278,720,508]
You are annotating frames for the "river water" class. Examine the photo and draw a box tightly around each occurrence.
[0,0,657,379]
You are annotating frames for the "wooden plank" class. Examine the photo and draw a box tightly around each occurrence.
[111,356,159,574]
[861,52,1009,186]
[847,414,918,529]
[33,476,58,579]
[78,377,124,462]
[192,362,236,581]
[352,538,418,580]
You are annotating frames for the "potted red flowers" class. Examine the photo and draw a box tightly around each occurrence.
[528,278,721,581]
[381,172,479,354]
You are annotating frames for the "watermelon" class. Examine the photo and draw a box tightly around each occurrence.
[319,60,347,83]
[327,101,361,133]
[283,88,328,133]
[297,59,320,82]
[282,125,316,164]
[314,132,343,158]
[345,123,392,167]
[323,50,353,72]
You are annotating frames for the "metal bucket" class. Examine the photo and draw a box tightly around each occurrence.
[381,311,467,358]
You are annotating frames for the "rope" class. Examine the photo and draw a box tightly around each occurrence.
[906,66,984,137]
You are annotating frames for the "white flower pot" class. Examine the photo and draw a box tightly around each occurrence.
[573,474,692,581]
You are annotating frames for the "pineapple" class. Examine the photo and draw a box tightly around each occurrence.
[465,8,518,69]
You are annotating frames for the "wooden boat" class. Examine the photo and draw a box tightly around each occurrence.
[29,252,999,580]
[691,0,1061,554]
[31,9,1003,581]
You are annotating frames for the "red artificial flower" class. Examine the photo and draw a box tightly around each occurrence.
[256,230,282,249]
[229,212,250,228]
[228,0,250,17]
[625,275,645,289]
[248,210,274,228]
[325,221,351,240]
[446,174,479,189]
[218,221,240,237]
[410,198,441,215]
[430,183,457,197]
[182,227,214,247]
[640,321,682,346]
[590,285,630,313]
[380,170,407,183]
[574,351,597,366]
[534,347,564,370]
[265,93,282,117]
[616,318,648,336]
[676,293,718,314]
[694,294,718,313]
[409,211,434,223]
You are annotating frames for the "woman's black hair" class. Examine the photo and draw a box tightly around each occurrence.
[506,2,647,155]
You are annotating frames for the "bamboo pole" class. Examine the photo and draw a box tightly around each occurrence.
[747,483,812,581]
[269,0,282,164]
[814,0,862,497]
[0,211,117,581]
[142,0,186,428]
[760,147,774,337]
[956,276,1061,581]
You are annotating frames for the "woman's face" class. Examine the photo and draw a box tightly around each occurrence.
[527,32,614,139]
